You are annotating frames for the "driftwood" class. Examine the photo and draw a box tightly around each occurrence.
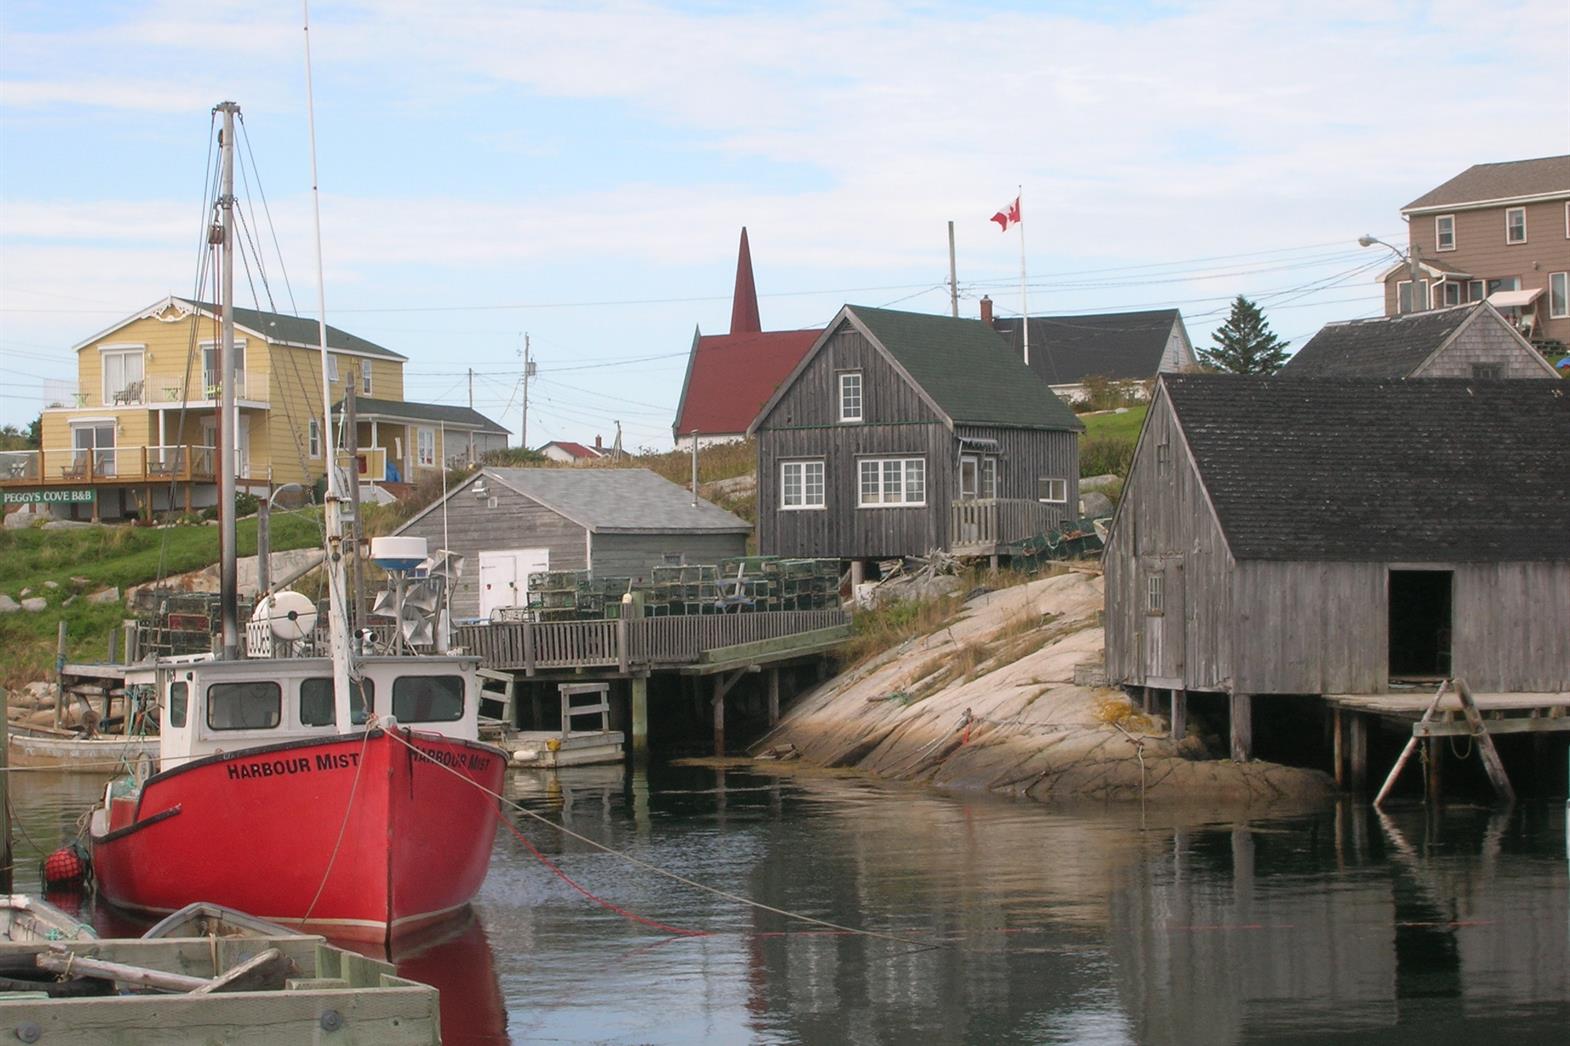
[36,951,208,993]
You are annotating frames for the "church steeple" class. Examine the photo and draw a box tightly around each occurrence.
[729,227,762,334]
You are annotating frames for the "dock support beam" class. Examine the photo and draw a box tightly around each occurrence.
[1170,688,1186,741]
[1230,692,1252,762]
[767,669,780,726]
[630,676,648,763]
[1332,708,1343,788]
[1348,713,1368,793]
[712,675,726,757]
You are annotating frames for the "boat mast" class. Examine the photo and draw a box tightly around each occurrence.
[216,101,241,660]
[303,3,353,716]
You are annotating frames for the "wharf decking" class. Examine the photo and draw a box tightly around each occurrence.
[1324,690,1570,736]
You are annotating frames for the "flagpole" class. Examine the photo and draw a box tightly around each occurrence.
[1018,184,1029,366]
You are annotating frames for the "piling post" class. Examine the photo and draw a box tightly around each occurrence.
[53,620,67,730]
[1332,707,1344,788]
[1170,689,1187,741]
[767,668,780,726]
[1348,713,1368,793]
[712,675,725,756]
[1426,738,1443,804]
[1229,692,1252,762]
[1,696,10,893]
[630,676,649,763]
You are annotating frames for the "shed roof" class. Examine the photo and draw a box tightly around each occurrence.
[1162,375,1570,561]
[992,309,1182,384]
[1403,155,1570,212]
[335,396,509,433]
[1281,305,1479,377]
[848,306,1082,431]
[487,467,751,534]
[673,328,820,437]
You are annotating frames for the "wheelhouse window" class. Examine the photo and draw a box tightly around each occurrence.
[299,677,375,727]
[838,372,863,423]
[1506,207,1526,244]
[1038,477,1068,504]
[1435,214,1455,251]
[780,459,825,509]
[100,347,145,405]
[1550,272,1569,319]
[393,675,465,723]
[168,681,188,729]
[417,427,436,467]
[1146,574,1164,615]
[207,681,281,731]
[858,456,925,507]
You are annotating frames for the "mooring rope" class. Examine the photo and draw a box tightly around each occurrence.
[377,725,935,947]
[300,724,376,924]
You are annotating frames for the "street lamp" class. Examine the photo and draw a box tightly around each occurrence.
[257,482,309,596]
[1359,234,1427,314]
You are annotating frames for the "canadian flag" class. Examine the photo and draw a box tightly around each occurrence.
[990,196,1021,231]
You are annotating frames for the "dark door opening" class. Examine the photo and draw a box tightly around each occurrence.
[1389,570,1453,679]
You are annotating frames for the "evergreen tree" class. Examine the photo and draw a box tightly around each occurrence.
[1199,296,1290,374]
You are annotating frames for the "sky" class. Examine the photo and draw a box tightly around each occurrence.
[2,1,1567,450]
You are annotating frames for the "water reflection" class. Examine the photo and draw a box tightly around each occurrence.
[10,765,1569,1044]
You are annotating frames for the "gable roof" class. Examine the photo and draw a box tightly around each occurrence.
[334,396,509,433]
[992,309,1183,384]
[1403,155,1570,213]
[819,305,1081,431]
[1160,375,1570,561]
[1282,305,1478,377]
[486,468,750,534]
[540,440,602,459]
[71,296,407,360]
[673,327,820,437]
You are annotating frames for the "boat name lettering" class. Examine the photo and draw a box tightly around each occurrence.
[226,756,313,781]
[413,746,493,772]
[316,751,362,771]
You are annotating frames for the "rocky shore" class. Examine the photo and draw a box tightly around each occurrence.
[758,571,1334,805]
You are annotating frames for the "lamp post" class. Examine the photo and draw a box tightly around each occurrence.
[257,482,307,597]
[1360,234,1426,314]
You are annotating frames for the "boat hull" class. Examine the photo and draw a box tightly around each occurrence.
[90,730,504,943]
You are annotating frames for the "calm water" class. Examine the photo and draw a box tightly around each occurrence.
[10,765,1569,1044]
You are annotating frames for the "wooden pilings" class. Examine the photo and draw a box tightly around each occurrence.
[1348,712,1368,794]
[767,669,780,726]
[1170,688,1187,741]
[630,676,648,763]
[1229,692,1252,762]
[712,675,725,756]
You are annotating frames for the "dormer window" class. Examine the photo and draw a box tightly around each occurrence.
[838,371,863,423]
[1435,214,1455,251]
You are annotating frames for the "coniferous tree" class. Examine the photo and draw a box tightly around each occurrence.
[1199,296,1290,374]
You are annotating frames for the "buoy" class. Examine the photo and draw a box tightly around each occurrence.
[42,843,90,889]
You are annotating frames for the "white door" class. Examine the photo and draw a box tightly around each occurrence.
[236,417,251,479]
[479,548,550,619]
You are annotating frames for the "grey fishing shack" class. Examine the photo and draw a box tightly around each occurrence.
[396,467,751,620]
[1104,375,1570,755]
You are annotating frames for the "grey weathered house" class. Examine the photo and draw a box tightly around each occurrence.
[989,303,1196,404]
[1281,301,1560,379]
[748,305,1082,569]
[396,467,750,620]
[1105,375,1570,754]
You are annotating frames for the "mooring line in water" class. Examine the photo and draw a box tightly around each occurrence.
[377,727,936,948]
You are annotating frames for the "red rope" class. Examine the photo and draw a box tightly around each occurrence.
[497,814,710,938]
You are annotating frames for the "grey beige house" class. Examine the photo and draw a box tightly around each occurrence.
[396,467,750,620]
[1282,301,1560,379]
[749,305,1082,572]
[1104,375,1570,756]
[1381,154,1570,349]
[986,300,1196,403]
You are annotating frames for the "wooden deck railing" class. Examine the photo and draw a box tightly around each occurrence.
[0,445,218,487]
[456,609,850,674]
[951,498,1055,552]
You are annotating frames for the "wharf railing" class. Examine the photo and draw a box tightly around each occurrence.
[950,498,1058,554]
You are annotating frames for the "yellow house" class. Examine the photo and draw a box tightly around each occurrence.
[4,297,508,520]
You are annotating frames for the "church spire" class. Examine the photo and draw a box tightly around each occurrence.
[729,227,762,334]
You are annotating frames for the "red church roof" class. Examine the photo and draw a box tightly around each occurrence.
[673,328,820,438]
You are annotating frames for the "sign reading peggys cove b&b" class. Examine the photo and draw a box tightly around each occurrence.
[3,489,95,505]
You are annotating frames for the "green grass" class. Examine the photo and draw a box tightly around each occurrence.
[1079,405,1147,442]
[1078,405,1147,479]
[0,510,323,689]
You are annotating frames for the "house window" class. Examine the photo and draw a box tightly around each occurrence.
[1506,207,1526,244]
[1550,272,1569,319]
[780,459,825,509]
[1037,477,1068,504]
[959,455,998,499]
[200,340,247,397]
[1441,282,1462,307]
[416,427,436,467]
[100,347,145,405]
[361,366,373,396]
[1146,573,1164,615]
[1435,214,1455,251]
[308,419,322,458]
[1486,276,1521,297]
[1467,279,1484,302]
[980,457,997,500]
[327,355,339,382]
[858,456,925,507]
[1397,280,1429,313]
[838,372,863,423]
[1565,201,1569,238]
[1472,364,1502,380]
[71,421,116,477]
[1156,440,1171,468]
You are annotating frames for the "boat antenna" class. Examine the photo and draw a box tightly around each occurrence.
[303,0,354,713]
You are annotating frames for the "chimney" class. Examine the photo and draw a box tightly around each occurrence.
[594,435,602,450]
[979,295,993,327]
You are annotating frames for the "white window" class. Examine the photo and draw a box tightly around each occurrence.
[416,427,435,467]
[308,419,322,458]
[1565,201,1569,238]
[1486,276,1521,297]
[361,366,373,396]
[838,372,863,423]
[1038,477,1067,504]
[1146,573,1164,615]
[100,346,145,405]
[959,455,997,499]
[1506,207,1526,244]
[71,421,116,477]
[979,457,997,500]
[327,355,339,382]
[858,456,925,507]
[1435,214,1455,251]
[200,339,248,397]
[780,460,825,509]
[1550,272,1569,319]
[1467,279,1485,302]
[1397,280,1429,313]
[1442,282,1462,306]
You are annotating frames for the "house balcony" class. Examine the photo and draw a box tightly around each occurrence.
[0,445,219,489]
[47,374,265,412]
[950,498,1060,557]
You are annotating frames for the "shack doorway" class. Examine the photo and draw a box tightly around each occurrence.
[1388,569,1452,679]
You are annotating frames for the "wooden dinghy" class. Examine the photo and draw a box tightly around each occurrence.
[7,728,158,774]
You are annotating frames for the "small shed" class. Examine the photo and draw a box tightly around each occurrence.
[1104,376,1570,752]
[1281,301,1560,379]
[396,467,751,620]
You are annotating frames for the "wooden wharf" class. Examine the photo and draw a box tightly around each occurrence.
[457,608,850,757]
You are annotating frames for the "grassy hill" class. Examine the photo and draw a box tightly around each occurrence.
[1079,404,1147,478]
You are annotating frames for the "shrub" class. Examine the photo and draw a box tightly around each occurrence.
[234,492,260,517]
[1076,375,1145,413]
[1080,435,1136,478]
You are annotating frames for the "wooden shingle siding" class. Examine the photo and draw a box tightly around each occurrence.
[591,532,748,581]
[1414,317,1556,377]
[954,425,1079,527]
[759,326,942,430]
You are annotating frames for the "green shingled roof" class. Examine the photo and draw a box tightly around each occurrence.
[848,305,1082,431]
[181,298,406,360]
[334,396,509,433]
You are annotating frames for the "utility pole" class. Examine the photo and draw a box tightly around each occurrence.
[521,334,535,450]
[947,221,959,318]
[216,101,240,659]
[467,367,476,465]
